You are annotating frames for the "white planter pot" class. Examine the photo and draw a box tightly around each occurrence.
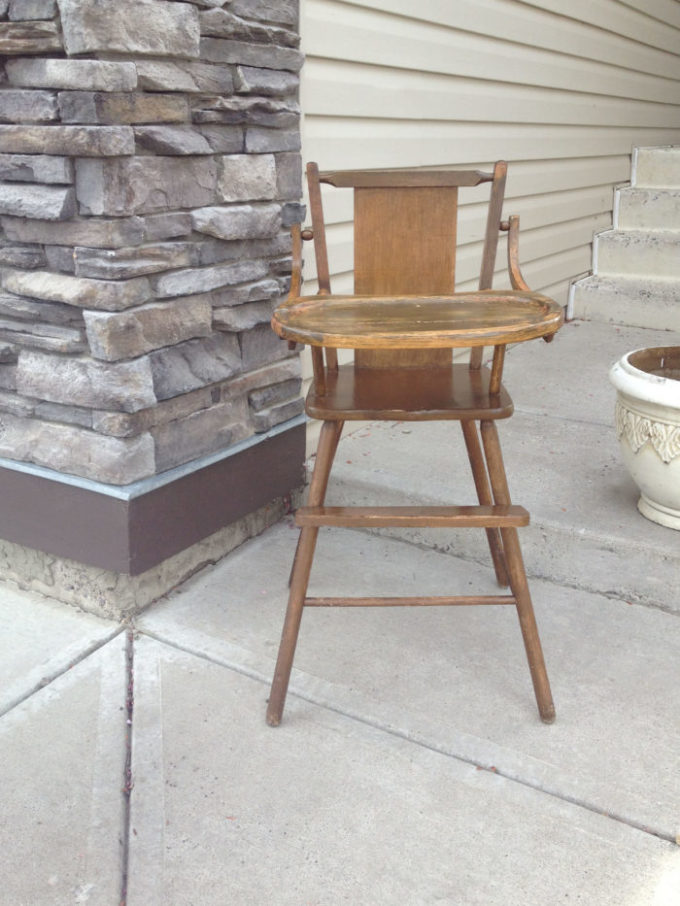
[609,346,680,530]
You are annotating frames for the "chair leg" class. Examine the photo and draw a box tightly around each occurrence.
[480,420,556,724]
[267,420,342,726]
[461,420,509,587]
[288,420,344,587]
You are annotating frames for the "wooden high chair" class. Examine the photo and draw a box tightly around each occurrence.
[266,161,563,727]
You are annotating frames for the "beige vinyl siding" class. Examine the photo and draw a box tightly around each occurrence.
[296,0,680,445]
[299,0,680,289]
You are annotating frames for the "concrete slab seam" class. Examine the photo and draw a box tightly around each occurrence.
[125,633,166,906]
[120,628,134,906]
[132,628,677,848]
[78,630,131,906]
[0,625,125,719]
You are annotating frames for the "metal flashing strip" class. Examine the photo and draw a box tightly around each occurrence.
[0,414,307,502]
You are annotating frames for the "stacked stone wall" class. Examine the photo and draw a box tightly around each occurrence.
[0,0,303,485]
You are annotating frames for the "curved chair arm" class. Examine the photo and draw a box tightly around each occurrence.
[504,215,555,342]
[288,222,304,300]
[505,215,530,292]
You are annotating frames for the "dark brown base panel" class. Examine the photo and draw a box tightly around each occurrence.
[0,422,306,576]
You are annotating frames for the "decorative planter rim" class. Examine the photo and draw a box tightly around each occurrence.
[609,346,680,410]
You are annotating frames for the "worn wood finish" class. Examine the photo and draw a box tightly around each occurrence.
[267,420,340,727]
[471,160,507,369]
[287,420,344,588]
[305,595,517,607]
[480,420,555,724]
[272,291,563,350]
[353,184,458,368]
[295,504,529,527]
[305,363,513,422]
[267,160,561,727]
[461,420,509,587]
[319,169,495,188]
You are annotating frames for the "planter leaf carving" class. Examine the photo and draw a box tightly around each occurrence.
[615,400,680,464]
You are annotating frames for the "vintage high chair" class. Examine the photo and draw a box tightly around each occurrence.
[267,161,563,726]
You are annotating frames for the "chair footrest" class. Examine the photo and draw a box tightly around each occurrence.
[295,505,529,528]
[305,595,517,607]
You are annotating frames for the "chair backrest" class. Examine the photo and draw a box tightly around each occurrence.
[306,161,507,370]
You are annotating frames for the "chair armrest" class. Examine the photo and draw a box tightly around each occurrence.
[504,215,555,342]
[288,222,304,300]
[506,215,530,292]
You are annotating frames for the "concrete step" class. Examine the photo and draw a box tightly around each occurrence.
[595,228,680,279]
[571,274,680,330]
[616,186,680,231]
[313,322,680,614]
[634,145,680,187]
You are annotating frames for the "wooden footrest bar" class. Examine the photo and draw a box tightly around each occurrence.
[305,595,517,607]
[296,504,529,528]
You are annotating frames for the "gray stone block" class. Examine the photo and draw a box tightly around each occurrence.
[0,389,35,417]
[229,0,297,27]
[0,89,57,123]
[134,125,213,155]
[209,277,280,307]
[199,9,299,47]
[213,299,272,331]
[0,124,134,156]
[246,126,300,153]
[0,318,86,353]
[141,212,193,242]
[44,245,76,274]
[16,349,157,413]
[75,157,217,216]
[0,342,17,363]
[152,397,250,471]
[136,60,233,94]
[2,270,153,312]
[217,153,276,201]
[248,376,300,410]
[148,333,241,400]
[191,203,281,241]
[6,58,137,92]
[152,258,269,299]
[0,184,75,220]
[251,395,303,432]
[58,91,188,125]
[74,242,198,280]
[0,363,17,389]
[1,215,145,249]
[0,1,8,15]
[0,291,82,325]
[192,96,298,128]
[0,244,45,269]
[57,0,200,59]
[9,0,56,19]
[34,400,92,428]
[275,151,302,200]
[0,154,73,184]
[239,321,292,370]
[234,65,298,96]
[200,38,303,72]
[281,202,305,227]
[92,383,215,437]
[197,125,244,153]
[0,411,155,483]
[84,297,213,362]
[0,19,62,54]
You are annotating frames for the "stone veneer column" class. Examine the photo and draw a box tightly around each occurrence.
[0,0,305,615]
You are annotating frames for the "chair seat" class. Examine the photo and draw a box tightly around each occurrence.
[305,363,513,421]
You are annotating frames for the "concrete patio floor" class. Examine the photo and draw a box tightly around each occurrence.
[1,319,679,905]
